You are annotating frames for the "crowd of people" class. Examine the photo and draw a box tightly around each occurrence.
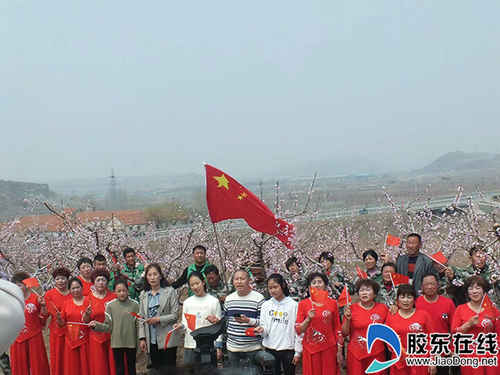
[4,234,500,375]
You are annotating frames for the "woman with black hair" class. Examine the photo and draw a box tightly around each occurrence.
[451,276,499,375]
[86,269,116,375]
[342,279,388,375]
[138,263,178,372]
[384,284,436,375]
[362,249,383,284]
[178,271,223,367]
[295,272,342,375]
[9,271,50,375]
[255,273,302,375]
[57,277,92,375]
[44,267,71,375]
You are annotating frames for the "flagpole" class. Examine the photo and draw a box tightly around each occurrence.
[212,222,228,285]
[389,273,397,306]
[479,293,486,313]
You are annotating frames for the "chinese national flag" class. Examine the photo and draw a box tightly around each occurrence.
[386,234,401,247]
[431,251,448,265]
[205,164,295,249]
[184,313,196,331]
[310,287,329,304]
[482,294,495,313]
[356,266,368,280]
[22,277,40,288]
[337,285,351,307]
[391,272,409,286]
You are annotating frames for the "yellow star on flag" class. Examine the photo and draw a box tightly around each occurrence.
[213,174,229,190]
[237,192,248,200]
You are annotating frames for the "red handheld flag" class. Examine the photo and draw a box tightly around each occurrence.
[245,327,256,337]
[137,252,146,263]
[22,277,40,288]
[431,251,448,265]
[310,287,329,304]
[130,312,144,320]
[481,294,495,313]
[356,266,368,280]
[205,164,295,249]
[337,285,352,307]
[184,313,196,331]
[386,234,401,247]
[391,272,409,286]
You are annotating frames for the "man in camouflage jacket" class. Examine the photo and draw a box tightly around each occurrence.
[205,265,233,306]
[446,246,500,307]
[284,256,308,302]
[319,251,354,299]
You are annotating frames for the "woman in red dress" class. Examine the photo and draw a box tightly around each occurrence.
[451,275,499,375]
[296,272,342,375]
[86,269,117,375]
[76,257,93,296]
[385,284,436,375]
[57,277,91,375]
[44,267,71,375]
[9,271,50,375]
[342,278,389,375]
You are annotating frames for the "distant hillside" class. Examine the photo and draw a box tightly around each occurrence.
[0,180,54,219]
[418,151,500,174]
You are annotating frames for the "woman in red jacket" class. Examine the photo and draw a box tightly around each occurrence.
[342,278,389,374]
[44,267,71,375]
[384,284,436,375]
[451,275,499,375]
[86,269,116,375]
[57,277,91,375]
[296,272,342,375]
[9,271,50,375]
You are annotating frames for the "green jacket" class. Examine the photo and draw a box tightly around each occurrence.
[109,263,145,301]
[326,265,354,299]
[171,262,212,296]
[376,283,397,307]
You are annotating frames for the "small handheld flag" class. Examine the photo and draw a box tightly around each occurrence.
[386,234,401,247]
[310,287,329,304]
[390,272,409,286]
[22,277,40,289]
[356,266,368,280]
[430,251,448,266]
[337,285,352,307]
[184,313,196,331]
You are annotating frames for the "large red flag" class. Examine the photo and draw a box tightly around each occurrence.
[205,164,295,249]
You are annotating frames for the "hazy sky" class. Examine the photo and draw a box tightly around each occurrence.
[2,1,500,182]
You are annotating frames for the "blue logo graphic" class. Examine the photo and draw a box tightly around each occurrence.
[365,323,402,374]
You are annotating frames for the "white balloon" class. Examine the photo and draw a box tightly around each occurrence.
[0,280,25,353]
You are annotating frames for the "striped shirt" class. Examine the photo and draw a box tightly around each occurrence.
[224,290,264,352]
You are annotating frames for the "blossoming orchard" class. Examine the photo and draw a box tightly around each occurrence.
[1,183,499,291]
